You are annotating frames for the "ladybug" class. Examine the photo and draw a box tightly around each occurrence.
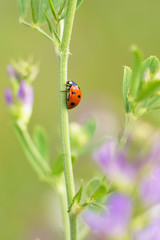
[66,80,82,109]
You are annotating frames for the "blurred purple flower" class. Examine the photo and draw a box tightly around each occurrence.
[140,166,160,206]
[18,80,25,101]
[17,80,34,109]
[5,79,34,124]
[6,65,18,79]
[84,193,132,238]
[4,88,13,105]
[24,85,33,108]
[93,140,136,185]
[134,218,160,240]
[93,140,117,170]
[149,134,160,163]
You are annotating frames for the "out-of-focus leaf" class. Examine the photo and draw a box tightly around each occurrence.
[52,154,76,175]
[130,45,143,99]
[140,56,159,79]
[83,119,96,140]
[86,177,108,200]
[58,0,66,15]
[60,8,67,19]
[137,56,160,96]
[136,81,160,101]
[33,126,50,163]
[34,0,61,25]
[147,96,160,110]
[76,0,84,9]
[17,0,30,18]
[52,0,61,10]
[31,0,40,23]
[123,66,132,113]
[38,0,51,24]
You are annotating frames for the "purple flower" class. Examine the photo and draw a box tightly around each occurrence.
[93,140,117,170]
[93,140,136,187]
[134,218,160,240]
[84,193,132,238]
[5,79,34,124]
[24,85,33,108]
[140,166,160,206]
[17,80,34,109]
[6,65,18,79]
[149,134,160,164]
[17,80,26,101]
[4,88,13,105]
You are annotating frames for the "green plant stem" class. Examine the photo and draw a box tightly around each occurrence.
[58,53,77,240]
[55,178,70,240]
[58,0,78,239]
[119,114,134,151]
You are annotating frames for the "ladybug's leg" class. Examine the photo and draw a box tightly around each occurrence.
[61,82,70,92]
[61,87,70,92]
[60,89,67,92]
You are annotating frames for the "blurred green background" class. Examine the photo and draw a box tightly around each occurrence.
[1,0,160,239]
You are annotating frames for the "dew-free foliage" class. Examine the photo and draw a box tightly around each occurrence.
[5,0,160,239]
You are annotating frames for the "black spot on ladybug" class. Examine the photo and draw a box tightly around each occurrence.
[72,91,76,95]
[78,95,81,98]
[71,102,75,106]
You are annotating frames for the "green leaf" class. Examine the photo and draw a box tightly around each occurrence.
[76,0,84,9]
[68,180,83,213]
[136,81,160,101]
[31,0,40,23]
[60,8,66,19]
[44,11,54,34]
[52,154,76,175]
[44,11,61,45]
[48,0,58,21]
[137,56,160,94]
[123,66,132,113]
[147,96,160,110]
[38,0,50,24]
[58,0,66,15]
[17,0,30,18]
[130,45,143,99]
[52,0,61,10]
[141,56,159,76]
[37,0,61,25]
[86,177,108,200]
[33,126,50,163]
[83,118,96,140]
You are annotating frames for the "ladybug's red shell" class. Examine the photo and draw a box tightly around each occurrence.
[66,81,82,109]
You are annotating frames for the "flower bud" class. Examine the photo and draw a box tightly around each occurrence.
[4,88,13,106]
[6,65,19,79]
[17,80,34,124]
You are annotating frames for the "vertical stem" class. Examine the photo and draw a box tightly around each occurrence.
[119,114,134,151]
[58,0,78,239]
[58,55,77,240]
[57,181,70,240]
